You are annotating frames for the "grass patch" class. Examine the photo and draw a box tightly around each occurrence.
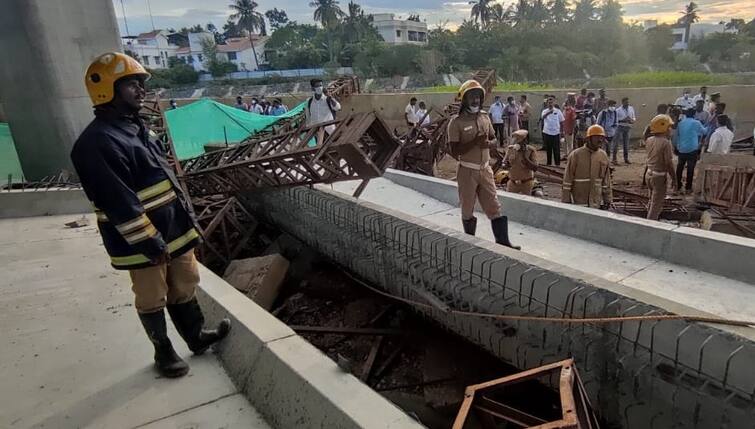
[601,71,736,88]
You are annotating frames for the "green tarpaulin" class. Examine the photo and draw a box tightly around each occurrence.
[164,98,306,160]
[0,123,24,183]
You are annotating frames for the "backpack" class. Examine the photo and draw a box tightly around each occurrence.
[307,96,337,119]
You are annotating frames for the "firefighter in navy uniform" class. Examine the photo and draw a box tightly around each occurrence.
[71,52,230,378]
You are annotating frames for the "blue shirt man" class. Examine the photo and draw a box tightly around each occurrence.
[674,111,708,154]
[269,100,287,116]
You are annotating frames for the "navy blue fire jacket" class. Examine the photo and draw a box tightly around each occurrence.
[71,108,200,270]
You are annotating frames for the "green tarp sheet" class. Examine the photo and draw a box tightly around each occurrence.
[0,123,24,183]
[164,98,306,160]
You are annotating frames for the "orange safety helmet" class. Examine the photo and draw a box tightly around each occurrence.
[649,114,674,134]
[586,124,606,138]
[85,52,150,106]
[456,80,485,102]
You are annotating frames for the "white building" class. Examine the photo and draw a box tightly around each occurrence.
[122,30,179,69]
[372,14,428,45]
[176,31,214,72]
[216,36,269,71]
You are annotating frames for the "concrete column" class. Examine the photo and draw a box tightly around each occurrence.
[0,1,121,180]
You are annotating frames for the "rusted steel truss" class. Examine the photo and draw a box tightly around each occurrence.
[327,75,360,99]
[700,166,755,213]
[180,112,400,197]
[394,69,497,176]
[453,359,600,429]
[193,195,257,271]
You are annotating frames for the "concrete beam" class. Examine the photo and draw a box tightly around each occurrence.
[196,267,424,429]
[0,189,90,218]
[383,169,755,284]
[0,0,121,179]
[240,185,755,428]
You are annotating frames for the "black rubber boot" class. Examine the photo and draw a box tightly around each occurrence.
[167,298,231,355]
[462,216,477,236]
[491,216,521,250]
[138,310,189,378]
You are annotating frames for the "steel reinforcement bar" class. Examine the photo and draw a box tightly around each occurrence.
[240,185,755,429]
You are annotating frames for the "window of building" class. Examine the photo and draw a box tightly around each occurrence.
[227,52,237,60]
[154,56,161,64]
[197,54,203,62]
[143,56,149,65]
[396,30,402,38]
[187,56,194,64]
[418,32,427,42]
[408,31,418,41]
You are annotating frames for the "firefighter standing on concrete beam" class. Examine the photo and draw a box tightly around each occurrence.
[447,80,520,250]
[562,124,613,209]
[503,130,538,195]
[70,52,230,379]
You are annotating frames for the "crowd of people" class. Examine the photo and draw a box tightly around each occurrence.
[233,94,289,116]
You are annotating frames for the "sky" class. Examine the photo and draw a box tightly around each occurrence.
[112,0,755,36]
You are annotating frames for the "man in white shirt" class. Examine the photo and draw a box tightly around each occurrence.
[416,101,431,127]
[404,97,418,129]
[489,95,505,145]
[305,78,342,143]
[615,97,636,164]
[707,114,734,154]
[674,88,695,110]
[541,95,565,166]
[249,97,264,114]
[692,86,708,104]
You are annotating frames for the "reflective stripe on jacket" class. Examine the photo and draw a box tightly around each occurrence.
[71,109,200,270]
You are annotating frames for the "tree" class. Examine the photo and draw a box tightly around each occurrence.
[223,19,242,38]
[678,2,700,45]
[469,0,493,29]
[310,0,345,28]
[229,0,266,69]
[723,18,744,33]
[548,0,570,24]
[206,23,224,44]
[598,0,623,23]
[573,0,596,24]
[265,8,289,30]
[200,37,237,77]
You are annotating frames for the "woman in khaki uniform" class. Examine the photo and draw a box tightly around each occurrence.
[504,130,538,195]
[644,115,677,220]
[447,80,519,249]
[562,125,613,208]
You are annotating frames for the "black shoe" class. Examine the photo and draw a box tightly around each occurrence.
[167,298,231,355]
[491,216,521,250]
[462,216,477,236]
[138,310,189,378]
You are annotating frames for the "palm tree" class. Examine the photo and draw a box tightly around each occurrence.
[573,0,596,24]
[229,0,266,69]
[598,0,623,23]
[678,2,700,46]
[512,0,531,26]
[490,3,506,24]
[310,0,346,28]
[469,0,493,29]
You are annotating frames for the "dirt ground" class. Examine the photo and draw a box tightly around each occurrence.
[436,145,649,186]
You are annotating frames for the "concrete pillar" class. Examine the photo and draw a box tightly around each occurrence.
[0,1,121,180]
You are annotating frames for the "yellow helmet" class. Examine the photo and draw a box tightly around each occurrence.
[494,169,508,184]
[456,80,485,102]
[85,52,150,106]
[586,124,606,138]
[649,114,674,134]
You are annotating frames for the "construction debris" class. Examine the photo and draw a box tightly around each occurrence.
[700,209,755,238]
[453,359,600,429]
[327,76,361,100]
[223,254,289,310]
[180,112,401,197]
[193,196,258,272]
[64,216,90,228]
